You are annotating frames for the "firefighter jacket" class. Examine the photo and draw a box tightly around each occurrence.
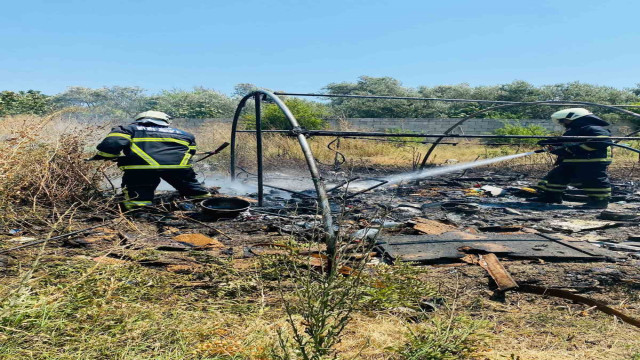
[543,115,612,164]
[95,120,197,170]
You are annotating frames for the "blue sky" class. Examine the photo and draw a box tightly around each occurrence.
[1,0,638,95]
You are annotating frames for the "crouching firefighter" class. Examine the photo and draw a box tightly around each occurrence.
[90,111,211,210]
[532,108,613,209]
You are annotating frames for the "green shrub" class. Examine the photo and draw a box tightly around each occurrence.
[0,90,52,116]
[245,97,329,130]
[151,87,236,118]
[396,315,490,360]
[360,263,438,311]
[492,121,552,145]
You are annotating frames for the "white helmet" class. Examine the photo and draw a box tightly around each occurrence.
[550,108,592,124]
[134,110,171,124]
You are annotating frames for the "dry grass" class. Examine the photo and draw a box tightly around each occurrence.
[0,250,485,360]
[188,121,640,176]
[4,115,636,181]
[3,253,637,359]
[0,243,473,359]
[0,114,116,230]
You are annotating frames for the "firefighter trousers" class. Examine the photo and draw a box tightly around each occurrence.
[537,163,611,200]
[121,168,210,209]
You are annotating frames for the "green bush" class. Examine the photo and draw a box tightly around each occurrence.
[492,121,552,145]
[360,263,438,311]
[245,97,329,130]
[628,103,640,127]
[0,90,52,116]
[396,315,490,360]
[150,87,236,118]
[52,86,150,119]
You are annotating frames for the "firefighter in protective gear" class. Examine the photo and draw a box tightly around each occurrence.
[532,108,612,209]
[92,111,211,210]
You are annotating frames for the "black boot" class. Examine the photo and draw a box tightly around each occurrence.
[526,192,563,204]
[578,198,609,209]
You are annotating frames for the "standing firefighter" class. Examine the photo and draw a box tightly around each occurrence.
[91,111,211,210]
[532,108,612,209]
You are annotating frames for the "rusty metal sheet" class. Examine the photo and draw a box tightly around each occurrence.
[376,232,619,263]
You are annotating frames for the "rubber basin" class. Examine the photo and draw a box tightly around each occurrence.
[200,197,251,219]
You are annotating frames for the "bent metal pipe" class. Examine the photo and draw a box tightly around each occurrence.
[228,90,336,261]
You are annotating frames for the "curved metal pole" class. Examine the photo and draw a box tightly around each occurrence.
[610,143,640,154]
[230,95,251,179]
[228,90,336,258]
[255,94,264,206]
[419,100,640,169]
[622,128,640,140]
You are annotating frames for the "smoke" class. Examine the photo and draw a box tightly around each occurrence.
[135,176,257,195]
[203,176,257,195]
[350,151,536,190]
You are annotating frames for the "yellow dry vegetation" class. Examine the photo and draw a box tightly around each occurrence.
[3,114,638,182]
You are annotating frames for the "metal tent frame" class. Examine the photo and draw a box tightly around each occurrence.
[229,90,640,257]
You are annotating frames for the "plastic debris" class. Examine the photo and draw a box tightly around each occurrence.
[480,185,506,196]
[371,219,402,228]
[503,208,523,216]
[351,228,380,240]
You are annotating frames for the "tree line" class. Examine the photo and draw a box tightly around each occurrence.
[2,77,640,128]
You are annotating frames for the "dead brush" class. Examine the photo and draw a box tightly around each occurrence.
[0,114,108,229]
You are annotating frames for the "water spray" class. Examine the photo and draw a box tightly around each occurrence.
[384,151,541,185]
[346,150,545,191]
[348,141,640,191]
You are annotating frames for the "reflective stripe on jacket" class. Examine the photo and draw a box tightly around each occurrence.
[96,120,197,170]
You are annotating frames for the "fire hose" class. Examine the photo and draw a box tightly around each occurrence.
[194,142,230,163]
[85,142,230,163]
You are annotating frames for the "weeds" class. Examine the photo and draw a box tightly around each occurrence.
[269,252,366,360]
[396,315,490,360]
[360,262,438,311]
